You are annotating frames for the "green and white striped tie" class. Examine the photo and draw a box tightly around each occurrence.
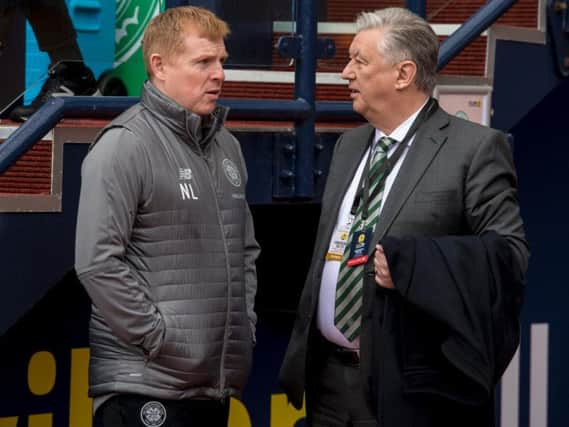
[334,136,396,342]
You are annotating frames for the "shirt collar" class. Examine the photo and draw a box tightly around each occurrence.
[373,98,430,149]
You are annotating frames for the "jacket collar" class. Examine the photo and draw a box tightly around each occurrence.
[372,102,450,243]
[140,80,229,150]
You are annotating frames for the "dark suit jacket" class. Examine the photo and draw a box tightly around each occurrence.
[278,104,529,424]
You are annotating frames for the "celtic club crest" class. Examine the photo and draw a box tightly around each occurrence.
[222,158,242,187]
[140,401,167,427]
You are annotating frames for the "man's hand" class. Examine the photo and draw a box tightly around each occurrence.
[374,244,394,289]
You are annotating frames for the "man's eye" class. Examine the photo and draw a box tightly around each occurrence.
[196,57,213,65]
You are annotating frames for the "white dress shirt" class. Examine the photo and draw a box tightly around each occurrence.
[316,101,428,348]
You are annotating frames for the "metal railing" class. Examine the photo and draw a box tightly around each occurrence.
[0,0,519,197]
[438,0,517,69]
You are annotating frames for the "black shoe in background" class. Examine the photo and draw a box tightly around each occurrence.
[10,61,101,122]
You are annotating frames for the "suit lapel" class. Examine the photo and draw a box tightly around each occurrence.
[372,106,450,243]
[327,124,374,209]
[314,125,374,275]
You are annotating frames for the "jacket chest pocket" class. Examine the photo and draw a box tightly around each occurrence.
[390,189,464,237]
[415,190,457,204]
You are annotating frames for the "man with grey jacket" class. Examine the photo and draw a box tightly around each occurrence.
[75,6,259,426]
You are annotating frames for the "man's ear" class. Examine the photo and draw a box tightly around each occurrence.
[150,53,166,81]
[395,60,417,90]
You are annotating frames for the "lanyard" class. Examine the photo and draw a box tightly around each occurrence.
[351,98,438,222]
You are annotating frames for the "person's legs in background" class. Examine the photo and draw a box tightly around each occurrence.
[10,0,100,121]
[0,2,18,54]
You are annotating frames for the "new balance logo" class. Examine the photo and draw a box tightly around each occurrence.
[179,168,193,180]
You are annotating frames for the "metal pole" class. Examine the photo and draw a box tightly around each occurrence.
[0,97,312,175]
[438,0,518,70]
[294,0,317,198]
[406,0,426,18]
[0,97,136,175]
[164,0,186,8]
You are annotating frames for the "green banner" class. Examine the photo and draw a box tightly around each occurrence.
[112,0,164,96]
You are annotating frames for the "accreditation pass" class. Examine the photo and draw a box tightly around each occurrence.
[325,219,353,261]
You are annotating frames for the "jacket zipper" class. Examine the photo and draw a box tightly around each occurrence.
[198,147,232,401]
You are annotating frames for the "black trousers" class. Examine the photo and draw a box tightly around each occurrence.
[95,394,230,427]
[305,335,377,427]
[0,0,81,62]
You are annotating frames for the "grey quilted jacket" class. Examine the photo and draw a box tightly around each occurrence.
[75,81,260,400]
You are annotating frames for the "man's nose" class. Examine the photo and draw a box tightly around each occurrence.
[341,62,354,81]
[213,62,225,81]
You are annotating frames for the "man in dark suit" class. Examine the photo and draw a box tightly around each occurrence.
[279,7,528,427]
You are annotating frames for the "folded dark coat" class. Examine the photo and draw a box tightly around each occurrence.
[369,231,524,427]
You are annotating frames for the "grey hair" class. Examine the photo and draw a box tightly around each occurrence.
[356,7,439,94]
